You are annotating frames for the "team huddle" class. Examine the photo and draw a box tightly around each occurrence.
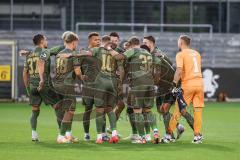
[20,31,204,144]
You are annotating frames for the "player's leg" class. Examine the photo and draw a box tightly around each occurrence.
[94,81,109,144]
[83,104,93,140]
[192,87,204,144]
[95,106,105,144]
[124,92,140,142]
[143,106,159,144]
[142,90,158,143]
[105,79,119,143]
[40,86,64,132]
[29,85,42,142]
[101,114,109,141]
[30,105,40,141]
[168,88,193,135]
[143,111,151,142]
[105,106,119,143]
[127,107,137,135]
[82,86,94,141]
[107,86,125,136]
[132,106,146,143]
[57,98,77,144]
[156,94,173,134]
[174,88,194,132]
[114,100,125,121]
[114,81,125,121]
[167,102,181,137]
[164,93,187,140]
[158,103,171,133]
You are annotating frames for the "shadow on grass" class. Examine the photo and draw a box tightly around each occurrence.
[32,140,234,153]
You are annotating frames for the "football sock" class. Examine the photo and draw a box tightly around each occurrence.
[60,122,71,136]
[66,118,73,132]
[146,112,157,130]
[107,111,117,131]
[182,112,194,130]
[83,105,92,134]
[112,130,117,137]
[194,108,203,135]
[96,112,104,134]
[97,134,102,139]
[54,108,64,129]
[133,113,145,137]
[102,114,106,133]
[30,110,40,131]
[143,113,151,134]
[129,113,138,134]
[66,131,71,137]
[163,112,172,133]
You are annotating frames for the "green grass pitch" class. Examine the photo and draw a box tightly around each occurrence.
[0,102,239,160]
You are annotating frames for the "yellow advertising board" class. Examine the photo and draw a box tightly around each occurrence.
[0,65,11,81]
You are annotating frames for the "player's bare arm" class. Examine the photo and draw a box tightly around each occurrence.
[153,66,161,85]
[19,50,31,56]
[74,66,87,81]
[173,67,182,86]
[38,59,45,91]
[23,68,30,95]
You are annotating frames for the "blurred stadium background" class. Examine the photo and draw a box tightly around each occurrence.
[0,0,239,101]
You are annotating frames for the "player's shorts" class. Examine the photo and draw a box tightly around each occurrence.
[52,83,76,111]
[82,84,95,109]
[156,92,176,107]
[94,73,117,108]
[182,86,204,108]
[29,84,62,106]
[131,85,155,108]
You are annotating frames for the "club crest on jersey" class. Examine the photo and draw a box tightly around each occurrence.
[203,69,219,98]
[40,53,47,58]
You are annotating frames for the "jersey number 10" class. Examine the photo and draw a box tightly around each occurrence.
[101,54,114,72]
[56,58,67,74]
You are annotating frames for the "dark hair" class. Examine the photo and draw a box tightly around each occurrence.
[102,35,111,43]
[180,35,191,46]
[109,32,120,39]
[88,32,100,39]
[140,44,151,52]
[144,35,155,44]
[128,36,140,46]
[33,34,44,45]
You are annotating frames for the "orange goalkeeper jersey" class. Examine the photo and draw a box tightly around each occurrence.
[176,48,203,87]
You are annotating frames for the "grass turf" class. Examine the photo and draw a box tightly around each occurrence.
[0,102,239,160]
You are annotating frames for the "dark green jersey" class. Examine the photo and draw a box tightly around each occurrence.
[78,47,101,84]
[92,47,118,76]
[54,48,79,84]
[124,48,154,86]
[24,47,42,86]
[115,46,124,54]
[152,52,175,93]
[24,46,64,86]
[38,46,65,84]
[152,47,172,66]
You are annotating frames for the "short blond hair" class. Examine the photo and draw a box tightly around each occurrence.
[61,31,72,40]
[64,32,79,43]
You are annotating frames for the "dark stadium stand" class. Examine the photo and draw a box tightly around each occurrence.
[1,30,240,68]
